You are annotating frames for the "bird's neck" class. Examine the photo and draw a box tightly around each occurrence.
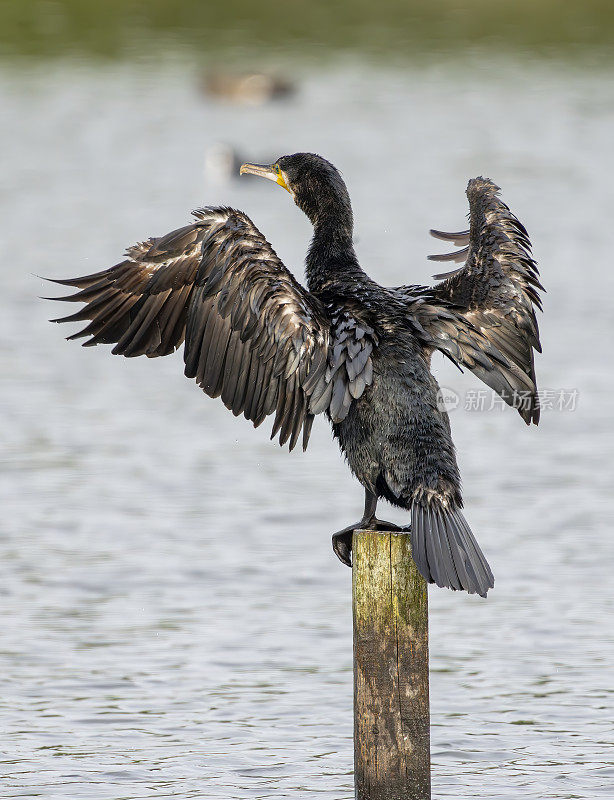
[305,213,366,293]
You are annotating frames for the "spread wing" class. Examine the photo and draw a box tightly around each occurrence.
[48,207,334,451]
[397,177,543,425]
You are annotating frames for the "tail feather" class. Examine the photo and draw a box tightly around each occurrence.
[432,505,463,592]
[410,502,494,597]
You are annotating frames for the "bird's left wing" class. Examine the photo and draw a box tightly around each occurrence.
[48,207,332,450]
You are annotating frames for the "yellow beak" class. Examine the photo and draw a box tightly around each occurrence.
[239,162,293,195]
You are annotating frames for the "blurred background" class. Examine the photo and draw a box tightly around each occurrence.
[1,2,613,799]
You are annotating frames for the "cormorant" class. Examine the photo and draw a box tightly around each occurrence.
[49,153,543,597]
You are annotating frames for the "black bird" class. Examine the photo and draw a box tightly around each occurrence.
[48,153,543,597]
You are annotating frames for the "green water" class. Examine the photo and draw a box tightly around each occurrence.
[2,0,614,61]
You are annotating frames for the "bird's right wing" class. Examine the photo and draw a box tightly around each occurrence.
[427,178,544,423]
[48,207,334,450]
[396,177,543,425]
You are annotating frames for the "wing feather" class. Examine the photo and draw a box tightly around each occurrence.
[48,207,333,450]
[397,178,543,425]
[323,308,376,423]
[432,178,543,423]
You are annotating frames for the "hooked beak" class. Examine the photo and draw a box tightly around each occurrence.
[239,162,294,196]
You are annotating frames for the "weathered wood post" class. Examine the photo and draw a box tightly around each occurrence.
[352,530,431,800]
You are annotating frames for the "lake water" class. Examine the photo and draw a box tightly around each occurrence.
[1,57,613,799]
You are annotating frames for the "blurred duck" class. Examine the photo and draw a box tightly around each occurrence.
[201,70,295,105]
[203,143,278,186]
[48,153,543,597]
[204,143,245,185]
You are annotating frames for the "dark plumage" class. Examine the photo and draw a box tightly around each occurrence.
[48,153,543,597]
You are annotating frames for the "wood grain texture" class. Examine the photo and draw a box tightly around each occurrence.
[353,530,430,800]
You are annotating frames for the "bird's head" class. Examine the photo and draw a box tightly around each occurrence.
[240,152,352,229]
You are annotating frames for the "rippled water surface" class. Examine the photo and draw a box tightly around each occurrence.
[1,59,613,799]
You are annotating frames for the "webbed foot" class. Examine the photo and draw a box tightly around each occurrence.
[332,489,412,568]
[371,517,402,532]
[332,524,361,567]
[332,519,410,567]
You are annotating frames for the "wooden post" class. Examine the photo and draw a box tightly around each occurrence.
[352,530,431,800]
